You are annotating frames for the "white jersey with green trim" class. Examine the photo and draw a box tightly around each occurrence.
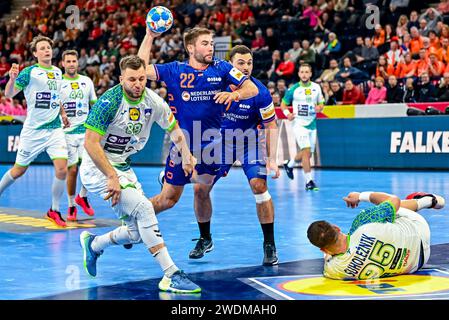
[14,64,63,130]
[60,74,97,134]
[323,202,423,280]
[282,81,324,128]
[83,85,176,167]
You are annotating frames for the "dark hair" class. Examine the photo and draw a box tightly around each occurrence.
[119,55,146,72]
[30,35,53,52]
[230,45,252,60]
[183,27,214,54]
[62,50,78,60]
[307,220,339,249]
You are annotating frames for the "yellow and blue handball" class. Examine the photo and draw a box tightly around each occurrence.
[146,6,173,34]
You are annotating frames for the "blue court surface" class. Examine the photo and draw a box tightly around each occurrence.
[1,164,449,300]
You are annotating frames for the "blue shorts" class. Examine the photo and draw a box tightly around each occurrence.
[164,147,221,186]
[214,142,267,184]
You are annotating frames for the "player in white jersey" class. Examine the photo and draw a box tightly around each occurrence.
[79,55,201,293]
[280,64,324,191]
[307,191,445,280]
[0,35,69,227]
[60,50,97,221]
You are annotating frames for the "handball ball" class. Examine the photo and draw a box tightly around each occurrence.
[146,6,173,34]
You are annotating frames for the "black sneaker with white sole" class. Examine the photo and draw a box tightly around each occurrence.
[189,237,214,259]
[263,242,279,266]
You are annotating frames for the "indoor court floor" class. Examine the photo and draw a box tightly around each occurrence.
[1,164,449,300]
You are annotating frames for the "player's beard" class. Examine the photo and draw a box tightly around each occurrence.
[123,86,144,100]
[194,52,213,65]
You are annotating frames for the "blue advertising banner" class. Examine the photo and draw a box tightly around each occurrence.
[0,125,167,165]
[317,116,449,169]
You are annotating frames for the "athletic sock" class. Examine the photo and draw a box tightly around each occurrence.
[261,223,275,245]
[287,159,296,168]
[153,246,179,277]
[303,171,313,183]
[51,176,66,211]
[68,195,76,207]
[198,221,211,240]
[416,197,434,210]
[0,170,15,196]
[79,185,88,197]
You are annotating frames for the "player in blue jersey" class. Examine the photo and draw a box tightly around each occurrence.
[190,45,280,265]
[137,27,258,215]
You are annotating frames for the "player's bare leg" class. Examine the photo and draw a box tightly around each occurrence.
[250,178,278,266]
[190,183,214,259]
[150,182,184,214]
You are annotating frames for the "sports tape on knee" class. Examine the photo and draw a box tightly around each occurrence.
[254,191,271,204]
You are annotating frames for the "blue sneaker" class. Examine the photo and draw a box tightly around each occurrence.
[158,270,201,294]
[80,231,101,277]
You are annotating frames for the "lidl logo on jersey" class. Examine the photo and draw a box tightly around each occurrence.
[129,108,140,121]
[47,72,55,79]
[305,89,312,95]
[70,82,79,90]
[390,131,449,153]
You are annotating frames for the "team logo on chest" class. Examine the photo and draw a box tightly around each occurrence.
[47,72,55,79]
[71,82,79,90]
[129,108,140,121]
[182,91,191,102]
[305,89,312,95]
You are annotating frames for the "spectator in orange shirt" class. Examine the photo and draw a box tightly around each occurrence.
[428,52,446,78]
[376,55,395,80]
[440,24,449,42]
[398,52,417,79]
[342,79,366,105]
[416,48,430,77]
[409,27,423,57]
[438,38,449,63]
[428,30,441,51]
[373,24,386,48]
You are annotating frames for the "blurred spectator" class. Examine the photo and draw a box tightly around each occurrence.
[396,14,409,38]
[324,32,341,59]
[355,37,379,74]
[366,77,387,104]
[276,79,287,98]
[438,38,449,63]
[86,48,100,67]
[327,80,344,105]
[264,27,279,52]
[288,40,302,63]
[78,48,88,71]
[311,36,325,55]
[301,0,322,28]
[417,72,437,102]
[342,79,365,105]
[438,0,449,14]
[416,48,430,77]
[385,37,404,68]
[298,40,316,65]
[403,77,418,102]
[387,75,404,103]
[409,27,423,57]
[407,11,420,31]
[251,29,265,51]
[428,30,441,51]
[428,52,445,78]
[419,8,442,33]
[437,72,449,101]
[316,59,340,83]
[272,91,281,107]
[336,57,369,84]
[0,56,10,78]
[275,52,295,83]
[418,19,430,37]
[267,50,281,82]
[373,24,386,48]
[398,52,417,78]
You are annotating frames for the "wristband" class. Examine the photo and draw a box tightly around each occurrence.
[283,109,290,117]
[233,91,240,102]
[359,191,373,202]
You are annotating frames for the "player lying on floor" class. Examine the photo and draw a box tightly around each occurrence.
[307,191,445,280]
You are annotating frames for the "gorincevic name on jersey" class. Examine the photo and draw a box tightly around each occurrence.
[60,74,97,134]
[84,85,176,168]
[323,201,422,280]
[154,59,248,151]
[14,64,63,130]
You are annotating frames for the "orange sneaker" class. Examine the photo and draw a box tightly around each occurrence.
[75,195,95,216]
[46,209,67,227]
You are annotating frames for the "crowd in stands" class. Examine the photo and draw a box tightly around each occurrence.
[2,0,449,117]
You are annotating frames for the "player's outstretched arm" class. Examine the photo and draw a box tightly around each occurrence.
[84,129,121,206]
[138,26,162,81]
[343,191,401,212]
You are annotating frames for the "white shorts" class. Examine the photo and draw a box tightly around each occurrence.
[396,208,431,270]
[65,133,85,167]
[80,156,145,219]
[16,127,68,166]
[292,120,317,152]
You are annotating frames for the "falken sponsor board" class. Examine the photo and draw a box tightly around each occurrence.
[317,116,449,169]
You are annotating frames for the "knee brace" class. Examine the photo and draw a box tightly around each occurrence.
[132,199,164,249]
[254,191,272,204]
